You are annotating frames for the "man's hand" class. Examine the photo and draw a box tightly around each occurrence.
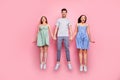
[53,35,57,40]
[69,36,73,41]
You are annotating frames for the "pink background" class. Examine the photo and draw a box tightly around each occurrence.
[0,0,120,80]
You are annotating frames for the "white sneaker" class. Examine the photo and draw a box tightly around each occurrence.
[54,63,60,71]
[84,65,87,72]
[67,63,72,70]
[40,63,44,70]
[43,63,47,70]
[80,65,83,72]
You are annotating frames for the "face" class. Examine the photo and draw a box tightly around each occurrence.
[41,17,46,23]
[81,16,86,23]
[61,11,67,18]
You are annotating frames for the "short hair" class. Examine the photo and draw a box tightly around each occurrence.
[61,8,67,13]
[78,15,87,23]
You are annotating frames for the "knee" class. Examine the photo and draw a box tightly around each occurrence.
[83,50,87,55]
[57,48,61,52]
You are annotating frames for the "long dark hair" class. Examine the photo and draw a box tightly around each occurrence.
[40,16,48,24]
[78,15,87,23]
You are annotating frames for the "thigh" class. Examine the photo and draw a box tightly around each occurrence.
[44,46,48,51]
[57,37,63,48]
[83,49,87,53]
[63,37,69,47]
[78,49,83,53]
[40,46,44,52]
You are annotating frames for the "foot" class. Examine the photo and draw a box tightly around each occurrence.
[40,63,44,70]
[80,65,83,72]
[84,65,87,72]
[43,63,47,70]
[54,63,60,71]
[67,63,72,70]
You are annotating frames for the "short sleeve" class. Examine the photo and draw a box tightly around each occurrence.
[55,19,60,27]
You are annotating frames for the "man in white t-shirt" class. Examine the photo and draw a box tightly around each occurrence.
[54,8,72,70]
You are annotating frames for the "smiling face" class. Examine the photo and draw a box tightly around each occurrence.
[61,8,67,18]
[40,16,48,24]
[41,17,46,23]
[61,11,67,18]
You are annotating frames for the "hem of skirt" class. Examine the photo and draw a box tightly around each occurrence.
[37,44,49,47]
[76,47,88,49]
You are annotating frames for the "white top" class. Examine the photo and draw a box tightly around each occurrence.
[56,18,72,37]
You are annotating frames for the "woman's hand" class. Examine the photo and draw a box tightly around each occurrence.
[53,35,57,40]
[32,37,37,43]
[32,40,37,43]
[51,34,54,40]
[69,36,73,41]
[90,40,95,43]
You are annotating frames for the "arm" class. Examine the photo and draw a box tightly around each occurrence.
[87,24,95,43]
[54,19,59,40]
[72,23,78,39]
[69,25,72,40]
[53,26,58,40]
[68,20,72,40]
[48,24,53,38]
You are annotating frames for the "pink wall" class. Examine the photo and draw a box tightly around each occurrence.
[0,0,120,80]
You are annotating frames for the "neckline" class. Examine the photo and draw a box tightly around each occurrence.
[78,25,86,27]
[40,25,48,27]
[61,17,67,19]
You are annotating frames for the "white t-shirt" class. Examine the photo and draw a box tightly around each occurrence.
[56,18,72,37]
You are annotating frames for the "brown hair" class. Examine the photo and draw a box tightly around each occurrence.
[40,16,48,24]
[78,15,87,23]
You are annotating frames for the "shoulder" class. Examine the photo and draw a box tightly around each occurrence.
[38,24,42,27]
[76,23,79,26]
[46,24,50,27]
[77,23,81,26]
[57,18,62,21]
[85,23,89,27]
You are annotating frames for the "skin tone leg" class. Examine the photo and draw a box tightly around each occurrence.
[40,47,44,64]
[79,49,83,66]
[83,49,87,66]
[43,46,48,64]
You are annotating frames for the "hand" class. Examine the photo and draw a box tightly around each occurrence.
[69,36,73,41]
[51,35,54,39]
[53,36,57,40]
[32,40,37,43]
[90,40,95,43]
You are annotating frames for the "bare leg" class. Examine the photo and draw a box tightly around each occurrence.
[43,46,48,64]
[40,47,44,69]
[83,49,88,72]
[79,49,84,71]
[79,49,83,66]
[40,47,44,64]
[83,49,87,66]
[42,46,48,70]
